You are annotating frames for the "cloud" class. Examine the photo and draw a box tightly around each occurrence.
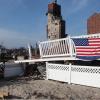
[0,28,36,48]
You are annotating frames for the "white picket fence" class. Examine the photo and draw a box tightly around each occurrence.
[46,62,100,88]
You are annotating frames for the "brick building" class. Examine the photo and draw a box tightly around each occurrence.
[87,13,100,34]
[46,0,66,40]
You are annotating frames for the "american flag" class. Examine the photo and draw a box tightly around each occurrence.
[72,38,100,60]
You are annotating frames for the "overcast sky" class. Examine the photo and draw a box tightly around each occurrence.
[0,0,99,48]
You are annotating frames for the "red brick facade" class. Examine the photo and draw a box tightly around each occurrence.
[48,3,61,17]
[87,13,100,34]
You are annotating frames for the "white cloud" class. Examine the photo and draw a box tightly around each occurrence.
[0,28,36,48]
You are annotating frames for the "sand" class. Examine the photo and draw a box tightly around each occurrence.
[0,77,100,100]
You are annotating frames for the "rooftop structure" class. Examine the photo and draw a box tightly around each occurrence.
[46,0,66,40]
[87,13,100,34]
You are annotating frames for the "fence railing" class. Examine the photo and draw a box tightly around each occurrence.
[46,62,100,88]
[71,33,100,38]
[39,37,76,58]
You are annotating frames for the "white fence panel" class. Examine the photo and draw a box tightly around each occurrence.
[39,37,76,58]
[46,63,70,83]
[71,65,100,88]
[46,62,100,88]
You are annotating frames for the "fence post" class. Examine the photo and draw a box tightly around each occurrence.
[38,41,42,58]
[68,63,72,84]
[68,36,73,57]
[28,43,32,60]
[46,62,48,80]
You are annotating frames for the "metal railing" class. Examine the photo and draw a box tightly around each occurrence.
[39,37,76,58]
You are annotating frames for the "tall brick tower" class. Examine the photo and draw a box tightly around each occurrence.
[87,13,100,34]
[46,0,66,40]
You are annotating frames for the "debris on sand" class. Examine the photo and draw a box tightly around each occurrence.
[0,78,100,100]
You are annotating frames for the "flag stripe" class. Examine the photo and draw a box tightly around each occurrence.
[77,52,100,54]
[72,37,100,60]
[89,43,100,45]
[76,50,100,52]
[89,40,100,42]
[77,54,100,56]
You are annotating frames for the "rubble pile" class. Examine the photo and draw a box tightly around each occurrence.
[0,78,100,100]
[24,63,46,80]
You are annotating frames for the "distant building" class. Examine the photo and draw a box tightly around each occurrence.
[46,0,66,40]
[87,13,100,34]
